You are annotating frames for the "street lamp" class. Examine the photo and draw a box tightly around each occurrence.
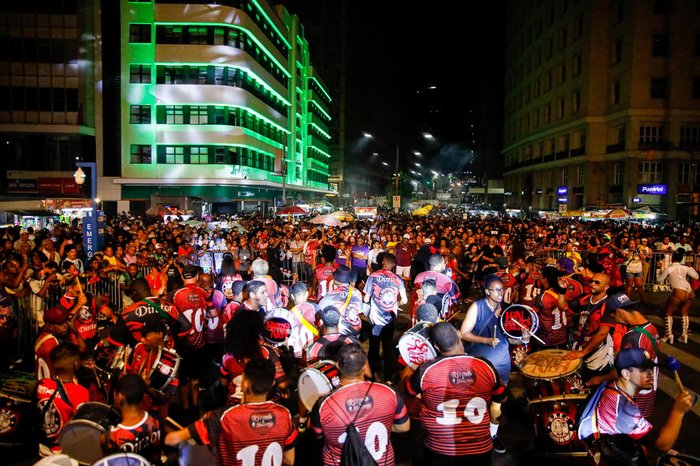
[74,162,101,260]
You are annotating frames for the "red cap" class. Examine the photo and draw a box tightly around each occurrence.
[44,307,68,325]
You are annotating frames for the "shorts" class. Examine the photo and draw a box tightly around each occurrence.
[625,272,643,279]
[396,265,412,278]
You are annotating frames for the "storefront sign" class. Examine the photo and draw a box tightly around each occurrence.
[557,197,568,203]
[7,179,38,193]
[632,197,642,203]
[637,184,667,195]
[557,186,568,195]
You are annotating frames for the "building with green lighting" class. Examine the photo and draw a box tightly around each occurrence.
[503,0,700,220]
[115,0,333,214]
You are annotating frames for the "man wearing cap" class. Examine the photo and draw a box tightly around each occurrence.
[414,254,461,320]
[578,348,693,465]
[306,305,357,364]
[603,292,660,418]
[318,265,365,338]
[395,234,416,291]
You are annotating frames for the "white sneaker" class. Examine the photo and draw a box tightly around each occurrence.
[678,334,688,344]
[661,335,674,345]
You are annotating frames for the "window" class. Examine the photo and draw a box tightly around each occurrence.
[612,40,622,64]
[190,146,208,164]
[639,161,663,183]
[165,106,184,124]
[189,106,208,124]
[557,97,565,118]
[693,77,700,99]
[558,27,567,50]
[130,105,151,124]
[612,80,621,104]
[618,125,626,146]
[614,1,624,24]
[129,24,151,43]
[680,125,700,148]
[680,162,690,184]
[577,165,585,185]
[573,15,583,40]
[213,28,225,45]
[572,90,581,112]
[544,71,552,90]
[562,166,569,185]
[215,147,227,164]
[613,162,624,185]
[130,65,151,83]
[650,77,667,98]
[572,54,581,77]
[639,125,664,147]
[165,147,185,164]
[188,26,208,45]
[130,145,152,164]
[557,63,566,84]
[652,34,669,57]
[544,103,551,123]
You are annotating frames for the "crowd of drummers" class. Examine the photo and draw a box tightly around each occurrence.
[0,208,698,466]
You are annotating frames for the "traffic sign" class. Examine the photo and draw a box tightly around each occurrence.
[393,195,401,209]
[558,204,567,213]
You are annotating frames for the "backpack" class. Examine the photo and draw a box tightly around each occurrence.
[340,423,377,466]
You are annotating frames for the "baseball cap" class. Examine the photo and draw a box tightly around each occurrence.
[605,292,639,311]
[615,348,657,371]
[182,264,199,279]
[44,307,68,325]
[558,257,575,274]
[403,233,411,239]
[333,265,352,284]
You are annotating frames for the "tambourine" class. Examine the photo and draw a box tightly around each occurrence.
[499,304,539,341]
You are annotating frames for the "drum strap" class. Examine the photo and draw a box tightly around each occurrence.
[291,305,319,337]
[39,379,72,420]
[630,326,659,356]
[338,286,354,313]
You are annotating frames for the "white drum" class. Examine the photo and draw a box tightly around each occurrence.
[298,360,341,410]
[397,322,438,370]
[263,308,294,346]
[91,453,151,466]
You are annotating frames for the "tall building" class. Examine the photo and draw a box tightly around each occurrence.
[114,0,333,214]
[503,0,700,220]
[0,0,101,220]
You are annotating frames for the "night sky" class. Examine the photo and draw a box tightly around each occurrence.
[281,0,507,176]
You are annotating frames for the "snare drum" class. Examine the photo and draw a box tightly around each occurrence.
[148,347,181,393]
[298,360,341,410]
[263,308,294,346]
[59,402,120,465]
[397,322,438,370]
[0,371,35,448]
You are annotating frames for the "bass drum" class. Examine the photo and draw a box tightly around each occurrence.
[147,347,181,394]
[298,360,341,410]
[91,453,151,466]
[397,322,437,370]
[59,402,120,465]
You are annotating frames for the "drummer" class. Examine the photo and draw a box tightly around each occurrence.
[125,318,178,420]
[36,343,90,456]
[317,265,365,339]
[306,306,357,365]
[459,274,510,454]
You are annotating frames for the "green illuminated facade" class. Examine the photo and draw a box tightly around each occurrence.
[118,0,332,207]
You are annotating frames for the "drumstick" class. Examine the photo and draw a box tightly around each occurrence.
[166,416,186,430]
[511,318,546,345]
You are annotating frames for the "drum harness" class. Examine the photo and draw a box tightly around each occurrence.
[38,378,73,426]
[291,304,319,337]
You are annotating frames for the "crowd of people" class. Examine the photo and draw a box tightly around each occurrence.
[0,207,698,466]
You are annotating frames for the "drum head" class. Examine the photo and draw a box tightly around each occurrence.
[298,364,336,410]
[59,420,107,465]
[398,324,437,370]
[263,308,293,346]
[499,304,539,340]
[33,454,79,466]
[92,453,152,466]
[520,349,582,380]
[178,439,216,466]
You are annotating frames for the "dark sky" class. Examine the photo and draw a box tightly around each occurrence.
[281,0,507,175]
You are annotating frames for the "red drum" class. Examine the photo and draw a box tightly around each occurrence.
[0,371,35,448]
[298,360,341,410]
[397,322,438,370]
[148,347,181,394]
[59,402,120,465]
[564,278,584,302]
[530,397,589,455]
[520,349,589,455]
[263,308,294,346]
[509,342,530,370]
[500,304,539,371]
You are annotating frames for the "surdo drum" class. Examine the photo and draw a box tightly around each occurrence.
[519,349,589,455]
[397,322,438,370]
[147,347,181,394]
[59,402,120,465]
[298,360,341,410]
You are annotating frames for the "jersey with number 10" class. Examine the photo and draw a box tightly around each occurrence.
[189,401,297,466]
[407,354,506,456]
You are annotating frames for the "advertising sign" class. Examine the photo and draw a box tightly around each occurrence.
[355,207,378,218]
[557,186,568,195]
[637,184,667,195]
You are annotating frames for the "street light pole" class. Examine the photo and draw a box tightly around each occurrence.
[74,162,101,261]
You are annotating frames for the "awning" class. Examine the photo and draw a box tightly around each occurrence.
[5,209,58,217]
